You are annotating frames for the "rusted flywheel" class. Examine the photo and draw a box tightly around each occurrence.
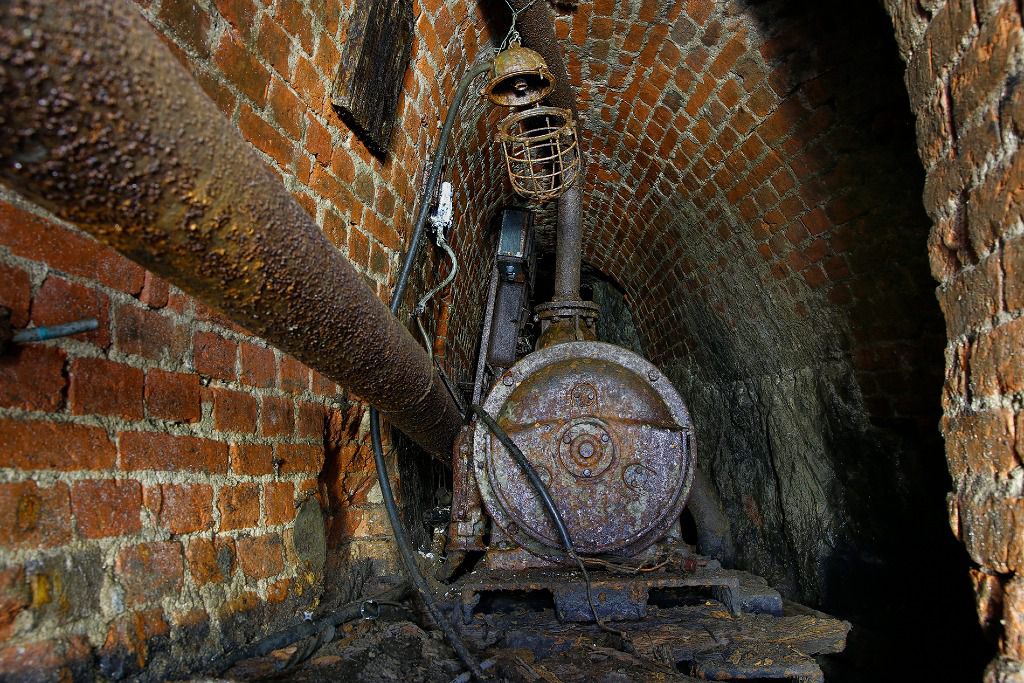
[472,341,696,562]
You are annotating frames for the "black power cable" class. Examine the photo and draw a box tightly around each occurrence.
[470,405,624,637]
[207,582,410,675]
[390,61,492,314]
[368,60,492,682]
[370,409,486,678]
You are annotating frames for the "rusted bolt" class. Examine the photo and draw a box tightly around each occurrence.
[502,374,514,386]
[536,465,552,486]
[601,433,610,443]
[647,370,659,382]
[578,442,595,458]
[583,468,592,477]
[562,432,572,444]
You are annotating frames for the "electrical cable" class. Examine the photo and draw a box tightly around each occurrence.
[415,236,459,360]
[369,60,492,682]
[207,582,410,675]
[470,404,626,638]
[583,556,671,574]
[370,410,487,679]
[390,61,491,317]
[497,0,536,51]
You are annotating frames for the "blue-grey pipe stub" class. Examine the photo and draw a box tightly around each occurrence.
[12,318,99,343]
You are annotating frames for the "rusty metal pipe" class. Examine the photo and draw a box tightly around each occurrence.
[554,183,583,300]
[508,0,584,302]
[0,0,460,458]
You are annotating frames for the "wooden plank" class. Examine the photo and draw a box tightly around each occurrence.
[331,0,412,157]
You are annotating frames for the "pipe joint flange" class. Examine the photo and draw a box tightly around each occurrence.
[534,299,600,322]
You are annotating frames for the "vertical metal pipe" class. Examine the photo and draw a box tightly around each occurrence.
[508,0,585,302]
[687,469,736,565]
[554,183,583,300]
[0,0,460,458]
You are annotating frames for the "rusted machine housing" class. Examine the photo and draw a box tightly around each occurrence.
[449,339,695,570]
[486,209,535,368]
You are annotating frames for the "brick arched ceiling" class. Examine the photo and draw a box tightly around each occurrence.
[540,0,961,637]
[440,3,937,410]
[551,1,940,410]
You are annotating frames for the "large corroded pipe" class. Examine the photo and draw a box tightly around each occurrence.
[509,0,584,301]
[553,183,583,300]
[0,0,461,458]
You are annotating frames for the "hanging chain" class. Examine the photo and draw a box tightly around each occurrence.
[498,0,537,52]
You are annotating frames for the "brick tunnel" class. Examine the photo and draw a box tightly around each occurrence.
[0,0,1020,681]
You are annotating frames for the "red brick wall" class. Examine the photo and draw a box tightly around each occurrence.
[885,0,1024,678]
[0,0,505,678]
[0,195,343,677]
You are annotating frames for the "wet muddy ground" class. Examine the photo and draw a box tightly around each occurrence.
[196,590,848,683]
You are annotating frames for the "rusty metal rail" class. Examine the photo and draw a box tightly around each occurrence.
[0,0,461,457]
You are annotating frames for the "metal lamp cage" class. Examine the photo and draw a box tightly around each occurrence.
[496,106,579,203]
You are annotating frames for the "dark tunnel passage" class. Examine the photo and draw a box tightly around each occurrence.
[435,0,992,678]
